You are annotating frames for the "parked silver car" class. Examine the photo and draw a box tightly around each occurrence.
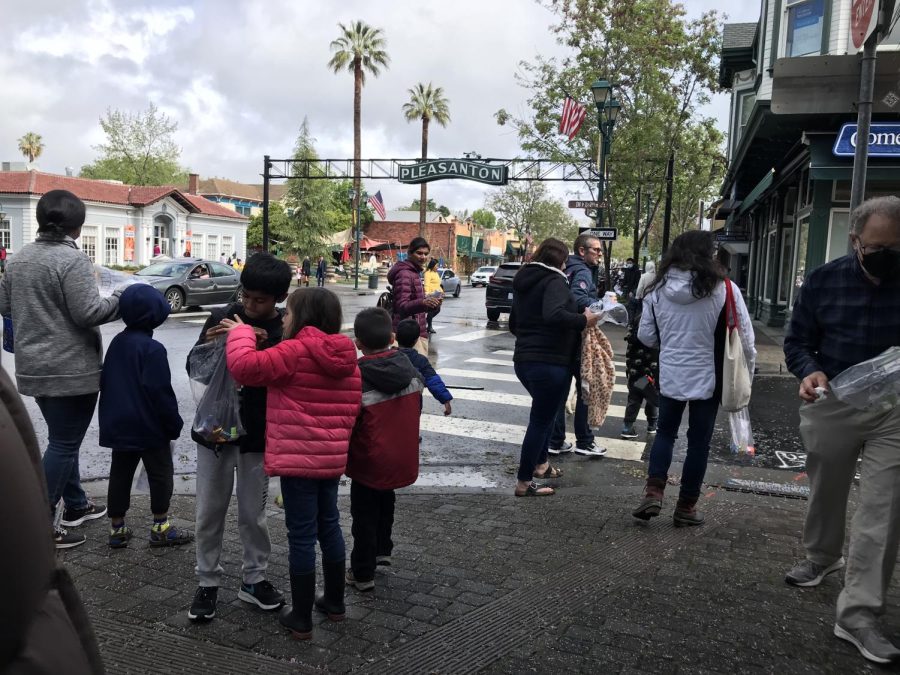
[438,268,462,298]
[133,259,241,312]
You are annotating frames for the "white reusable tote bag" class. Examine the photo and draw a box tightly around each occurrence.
[721,279,752,412]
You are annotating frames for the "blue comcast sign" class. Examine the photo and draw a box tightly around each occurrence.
[833,123,900,158]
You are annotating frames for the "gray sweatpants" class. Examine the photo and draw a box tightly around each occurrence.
[799,395,900,628]
[195,444,271,587]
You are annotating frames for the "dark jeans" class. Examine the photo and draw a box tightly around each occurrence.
[647,395,719,501]
[107,447,174,519]
[514,361,571,482]
[35,393,98,515]
[349,480,396,582]
[316,275,325,287]
[280,476,345,575]
[550,369,594,448]
[624,384,659,426]
[426,307,440,331]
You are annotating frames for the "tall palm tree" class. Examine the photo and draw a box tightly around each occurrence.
[18,132,44,164]
[328,21,389,223]
[403,83,451,236]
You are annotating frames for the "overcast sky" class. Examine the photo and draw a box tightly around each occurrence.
[0,0,761,216]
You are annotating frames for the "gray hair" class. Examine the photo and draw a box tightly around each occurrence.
[850,196,900,234]
[573,232,600,255]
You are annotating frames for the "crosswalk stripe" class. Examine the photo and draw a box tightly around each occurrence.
[463,357,627,379]
[440,388,628,418]
[443,329,508,342]
[419,414,644,462]
[441,368,631,394]
[493,349,515,356]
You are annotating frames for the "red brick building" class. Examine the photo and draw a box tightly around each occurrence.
[364,211,457,263]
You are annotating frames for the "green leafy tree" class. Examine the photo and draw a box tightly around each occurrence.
[80,103,187,186]
[399,198,450,217]
[471,208,497,229]
[402,82,451,235]
[487,180,576,245]
[17,132,44,163]
[328,21,390,227]
[495,0,723,280]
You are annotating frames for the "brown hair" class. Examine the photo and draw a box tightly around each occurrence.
[531,238,569,268]
[284,287,343,338]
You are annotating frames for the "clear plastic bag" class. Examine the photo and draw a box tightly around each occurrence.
[188,338,245,444]
[588,295,629,327]
[729,408,755,456]
[94,265,145,298]
[830,347,900,412]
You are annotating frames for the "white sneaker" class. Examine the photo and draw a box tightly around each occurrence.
[574,443,607,457]
[548,441,574,456]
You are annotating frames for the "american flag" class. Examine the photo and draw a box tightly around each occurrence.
[367,191,386,220]
[559,96,587,140]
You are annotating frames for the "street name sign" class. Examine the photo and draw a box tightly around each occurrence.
[398,160,509,186]
[579,227,617,240]
[833,122,900,157]
[568,199,604,209]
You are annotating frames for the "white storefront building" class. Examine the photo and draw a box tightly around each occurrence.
[0,171,248,266]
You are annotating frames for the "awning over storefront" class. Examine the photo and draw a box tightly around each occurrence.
[736,169,774,218]
[456,235,472,256]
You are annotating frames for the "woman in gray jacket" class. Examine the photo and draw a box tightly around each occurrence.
[631,231,755,526]
[0,190,120,549]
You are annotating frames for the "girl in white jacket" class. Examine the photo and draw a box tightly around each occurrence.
[632,231,755,526]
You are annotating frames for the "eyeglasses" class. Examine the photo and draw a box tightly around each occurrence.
[857,243,900,255]
[585,247,602,254]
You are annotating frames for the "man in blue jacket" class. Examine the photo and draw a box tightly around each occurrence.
[548,232,606,457]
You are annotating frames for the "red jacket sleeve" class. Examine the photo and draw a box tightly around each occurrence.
[226,324,294,387]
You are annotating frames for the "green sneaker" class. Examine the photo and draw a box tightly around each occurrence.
[149,520,194,548]
[109,524,133,549]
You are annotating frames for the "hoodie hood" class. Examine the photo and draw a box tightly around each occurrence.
[295,326,359,378]
[565,254,594,277]
[387,259,421,284]
[120,283,170,330]
[659,268,708,306]
[359,350,419,394]
[513,262,566,293]
[644,261,656,276]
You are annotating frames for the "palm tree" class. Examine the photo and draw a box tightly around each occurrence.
[327,21,389,223]
[402,83,451,236]
[18,132,44,164]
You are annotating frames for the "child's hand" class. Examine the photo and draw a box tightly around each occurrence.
[204,325,227,341]
[443,401,452,416]
[219,315,246,332]
[252,327,268,344]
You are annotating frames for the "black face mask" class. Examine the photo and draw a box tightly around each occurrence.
[860,248,900,281]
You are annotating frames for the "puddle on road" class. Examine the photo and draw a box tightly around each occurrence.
[413,470,498,488]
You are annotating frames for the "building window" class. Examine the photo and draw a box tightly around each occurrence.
[791,216,810,307]
[235,205,252,216]
[738,92,756,139]
[222,235,234,258]
[826,209,850,261]
[778,229,794,304]
[785,0,825,57]
[105,234,120,266]
[206,235,219,261]
[191,233,202,257]
[81,227,98,264]
[0,217,10,250]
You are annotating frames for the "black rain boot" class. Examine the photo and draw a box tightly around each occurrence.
[673,496,705,527]
[278,572,316,639]
[314,559,346,621]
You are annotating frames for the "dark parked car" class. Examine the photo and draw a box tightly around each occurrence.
[133,259,242,312]
[485,262,522,322]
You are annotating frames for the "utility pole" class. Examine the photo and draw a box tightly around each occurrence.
[262,155,270,253]
[848,32,878,248]
[661,152,675,254]
[633,184,642,263]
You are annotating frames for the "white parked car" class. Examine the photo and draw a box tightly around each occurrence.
[470,266,497,287]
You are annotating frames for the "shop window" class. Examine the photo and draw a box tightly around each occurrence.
[0,217,10,250]
[764,229,778,301]
[779,229,794,304]
[791,217,810,307]
[826,210,850,261]
[81,227,98,264]
[105,235,119,266]
[785,0,825,57]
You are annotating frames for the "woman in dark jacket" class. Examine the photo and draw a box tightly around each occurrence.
[509,238,600,497]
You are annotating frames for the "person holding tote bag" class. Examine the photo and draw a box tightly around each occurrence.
[631,231,755,526]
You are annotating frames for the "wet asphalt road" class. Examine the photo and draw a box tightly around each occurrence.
[2,279,807,491]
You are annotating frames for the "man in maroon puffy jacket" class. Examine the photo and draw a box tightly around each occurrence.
[386,237,441,356]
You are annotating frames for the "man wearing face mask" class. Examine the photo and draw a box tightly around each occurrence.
[783,196,900,665]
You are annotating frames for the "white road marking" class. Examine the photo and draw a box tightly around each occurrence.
[464,357,626,378]
[438,389,627,418]
[443,329,508,342]
[184,319,208,324]
[493,349,515,356]
[419,414,644,462]
[441,368,630,393]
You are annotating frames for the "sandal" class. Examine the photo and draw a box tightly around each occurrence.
[515,481,555,497]
[533,464,563,479]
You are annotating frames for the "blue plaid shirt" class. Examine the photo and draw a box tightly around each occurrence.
[784,254,900,380]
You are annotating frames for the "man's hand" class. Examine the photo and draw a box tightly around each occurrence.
[583,308,600,328]
[204,325,227,342]
[424,296,441,309]
[799,371,829,402]
[443,401,452,416]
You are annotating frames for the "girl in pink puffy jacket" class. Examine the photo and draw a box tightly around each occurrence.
[221,287,361,641]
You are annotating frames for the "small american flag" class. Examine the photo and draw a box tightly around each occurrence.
[367,191,386,220]
[559,96,587,140]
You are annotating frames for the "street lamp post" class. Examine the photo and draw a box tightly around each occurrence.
[348,188,367,290]
[590,79,621,289]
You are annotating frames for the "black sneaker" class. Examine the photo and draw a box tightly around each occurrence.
[188,586,218,622]
[238,580,285,610]
[61,501,107,527]
[54,527,86,550]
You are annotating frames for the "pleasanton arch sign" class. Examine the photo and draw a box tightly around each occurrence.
[398,159,509,186]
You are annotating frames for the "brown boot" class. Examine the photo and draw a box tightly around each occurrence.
[673,497,705,527]
[632,477,666,520]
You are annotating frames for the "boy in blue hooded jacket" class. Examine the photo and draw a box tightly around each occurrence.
[99,284,192,549]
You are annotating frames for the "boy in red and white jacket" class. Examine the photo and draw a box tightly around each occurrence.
[346,308,424,591]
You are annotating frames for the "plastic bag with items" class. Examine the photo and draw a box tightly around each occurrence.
[94,265,146,298]
[729,408,755,457]
[588,292,629,327]
[187,338,245,444]
[830,346,900,412]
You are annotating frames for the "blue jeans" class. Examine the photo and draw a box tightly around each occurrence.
[550,369,594,448]
[514,361,571,482]
[35,393,98,515]
[647,395,719,501]
[279,476,345,575]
